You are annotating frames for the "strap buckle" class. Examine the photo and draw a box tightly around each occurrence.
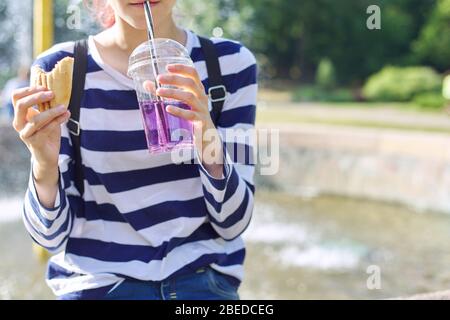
[68,118,80,136]
[208,85,227,103]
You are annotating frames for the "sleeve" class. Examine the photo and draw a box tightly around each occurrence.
[22,43,78,252]
[22,108,77,253]
[198,45,257,240]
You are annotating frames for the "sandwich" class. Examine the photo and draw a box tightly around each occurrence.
[30,57,74,112]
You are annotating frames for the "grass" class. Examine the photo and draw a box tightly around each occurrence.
[256,104,450,134]
[256,87,450,133]
[260,86,447,113]
[306,101,446,113]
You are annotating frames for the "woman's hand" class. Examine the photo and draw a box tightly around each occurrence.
[144,64,225,178]
[12,86,71,206]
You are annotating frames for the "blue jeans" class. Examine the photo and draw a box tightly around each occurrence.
[60,266,240,300]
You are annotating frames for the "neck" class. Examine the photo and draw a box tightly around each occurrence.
[110,15,186,56]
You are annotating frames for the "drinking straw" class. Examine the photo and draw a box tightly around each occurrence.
[143,1,169,146]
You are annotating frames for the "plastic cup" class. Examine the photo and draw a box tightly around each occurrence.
[128,39,195,154]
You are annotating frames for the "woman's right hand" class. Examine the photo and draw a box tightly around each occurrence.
[12,86,71,206]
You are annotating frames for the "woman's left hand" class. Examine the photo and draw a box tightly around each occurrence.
[143,64,224,178]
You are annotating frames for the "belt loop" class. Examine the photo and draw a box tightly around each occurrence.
[196,267,206,273]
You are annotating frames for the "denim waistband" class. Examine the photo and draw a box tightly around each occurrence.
[58,265,240,300]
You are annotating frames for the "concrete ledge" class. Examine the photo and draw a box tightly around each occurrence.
[393,290,450,300]
[0,125,30,196]
[257,123,450,214]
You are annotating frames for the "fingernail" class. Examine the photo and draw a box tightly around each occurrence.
[56,105,66,111]
[44,91,54,98]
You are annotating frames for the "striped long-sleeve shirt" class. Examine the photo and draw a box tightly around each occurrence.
[22,30,257,297]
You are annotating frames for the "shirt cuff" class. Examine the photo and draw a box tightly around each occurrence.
[196,143,233,192]
[29,166,62,213]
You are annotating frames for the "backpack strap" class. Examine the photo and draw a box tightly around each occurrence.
[198,36,227,126]
[67,39,88,197]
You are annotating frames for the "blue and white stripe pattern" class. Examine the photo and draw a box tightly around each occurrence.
[22,30,257,297]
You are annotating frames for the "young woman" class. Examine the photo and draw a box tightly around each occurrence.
[12,0,257,300]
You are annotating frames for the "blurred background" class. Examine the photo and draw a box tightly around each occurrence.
[1,0,450,299]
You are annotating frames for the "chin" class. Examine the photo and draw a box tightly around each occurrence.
[124,17,148,30]
[130,21,148,30]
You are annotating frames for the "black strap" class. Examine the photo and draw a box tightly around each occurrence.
[67,39,88,197]
[199,36,227,126]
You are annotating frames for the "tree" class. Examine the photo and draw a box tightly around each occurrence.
[316,58,336,90]
[176,0,249,39]
[413,0,450,71]
[0,1,15,70]
[234,0,437,83]
[0,0,32,87]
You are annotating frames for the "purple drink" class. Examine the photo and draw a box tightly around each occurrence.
[128,39,196,154]
[139,100,194,153]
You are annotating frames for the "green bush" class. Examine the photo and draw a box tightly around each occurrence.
[444,74,450,100]
[316,58,336,89]
[293,85,354,103]
[363,66,442,102]
[413,92,446,109]
[326,88,354,102]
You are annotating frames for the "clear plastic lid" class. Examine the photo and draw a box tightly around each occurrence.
[127,39,191,77]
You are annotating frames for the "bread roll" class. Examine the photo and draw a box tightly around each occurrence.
[30,57,74,112]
